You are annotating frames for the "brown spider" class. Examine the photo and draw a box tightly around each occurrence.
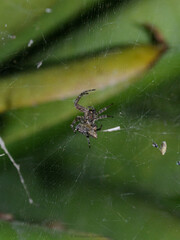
[71,89,113,148]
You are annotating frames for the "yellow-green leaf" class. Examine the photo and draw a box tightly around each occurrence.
[0,44,166,114]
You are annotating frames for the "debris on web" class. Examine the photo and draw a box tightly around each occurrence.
[102,126,121,132]
[152,141,167,155]
[28,39,34,47]
[36,60,43,69]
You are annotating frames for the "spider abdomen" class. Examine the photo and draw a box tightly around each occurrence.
[76,123,97,138]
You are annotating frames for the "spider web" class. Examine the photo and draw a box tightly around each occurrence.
[0,0,180,240]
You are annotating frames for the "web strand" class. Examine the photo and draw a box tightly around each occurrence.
[0,137,33,204]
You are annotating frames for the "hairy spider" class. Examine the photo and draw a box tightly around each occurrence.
[71,89,113,148]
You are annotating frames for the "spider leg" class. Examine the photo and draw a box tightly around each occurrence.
[86,135,91,148]
[74,89,96,112]
[98,103,113,115]
[96,115,113,120]
[71,116,83,130]
[97,124,103,131]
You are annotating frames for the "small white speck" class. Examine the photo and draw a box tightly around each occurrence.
[29,198,33,204]
[45,8,52,13]
[103,126,121,132]
[37,61,43,69]
[9,35,16,39]
[28,39,34,47]
[5,24,7,28]
[1,37,4,40]
[0,153,5,157]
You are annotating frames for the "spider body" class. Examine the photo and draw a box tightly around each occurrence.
[75,122,97,138]
[71,89,113,148]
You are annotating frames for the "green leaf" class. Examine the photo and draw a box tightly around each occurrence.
[36,0,180,61]
[0,0,101,64]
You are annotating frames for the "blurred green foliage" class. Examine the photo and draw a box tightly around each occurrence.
[0,0,180,239]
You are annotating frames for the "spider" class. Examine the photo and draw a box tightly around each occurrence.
[71,89,113,148]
